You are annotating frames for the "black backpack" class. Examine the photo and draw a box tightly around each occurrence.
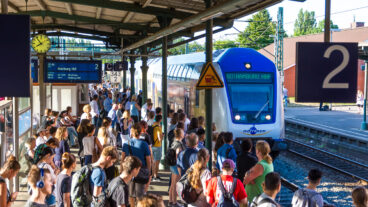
[217,176,239,207]
[165,148,177,166]
[178,169,202,204]
[147,125,159,145]
[167,129,175,148]
[71,165,94,207]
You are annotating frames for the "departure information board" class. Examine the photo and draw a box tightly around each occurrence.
[31,59,38,83]
[44,60,102,83]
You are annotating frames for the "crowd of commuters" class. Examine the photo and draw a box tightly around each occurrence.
[0,82,367,207]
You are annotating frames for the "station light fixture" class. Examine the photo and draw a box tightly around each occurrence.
[244,63,252,69]
[235,114,241,120]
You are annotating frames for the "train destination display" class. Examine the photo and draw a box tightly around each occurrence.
[225,72,273,83]
[44,60,102,83]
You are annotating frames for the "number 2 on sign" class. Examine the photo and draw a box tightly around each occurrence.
[322,45,349,89]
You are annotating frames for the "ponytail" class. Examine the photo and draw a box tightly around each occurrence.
[188,148,209,189]
[256,141,272,164]
[0,155,20,175]
[61,152,76,169]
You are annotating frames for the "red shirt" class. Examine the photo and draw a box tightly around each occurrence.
[206,175,247,207]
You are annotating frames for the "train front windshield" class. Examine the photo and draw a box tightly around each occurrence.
[225,72,274,124]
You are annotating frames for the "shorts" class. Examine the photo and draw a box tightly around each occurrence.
[152,146,162,161]
[170,165,179,175]
[129,181,145,198]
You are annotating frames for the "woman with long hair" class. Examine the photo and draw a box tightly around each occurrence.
[244,140,274,203]
[186,148,211,207]
[97,118,114,147]
[0,156,20,207]
[55,153,76,207]
[54,127,70,169]
[80,104,92,121]
[76,119,90,165]
[352,187,368,207]
[120,110,133,145]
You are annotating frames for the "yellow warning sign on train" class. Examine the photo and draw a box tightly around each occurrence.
[196,62,224,89]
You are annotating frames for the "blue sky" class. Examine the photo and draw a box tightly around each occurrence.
[210,0,368,42]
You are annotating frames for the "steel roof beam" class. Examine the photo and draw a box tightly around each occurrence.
[20,10,160,32]
[31,24,141,39]
[32,31,108,41]
[65,3,73,15]
[8,1,20,12]
[122,0,262,51]
[49,0,193,19]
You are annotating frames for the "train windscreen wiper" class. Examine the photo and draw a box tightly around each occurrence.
[254,97,269,120]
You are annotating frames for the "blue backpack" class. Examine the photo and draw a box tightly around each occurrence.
[217,176,239,207]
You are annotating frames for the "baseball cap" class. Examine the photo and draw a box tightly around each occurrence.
[222,159,235,169]
[37,127,47,134]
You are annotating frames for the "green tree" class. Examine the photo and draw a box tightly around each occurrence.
[315,19,339,33]
[237,9,276,50]
[214,39,238,50]
[293,9,317,36]
[168,39,205,55]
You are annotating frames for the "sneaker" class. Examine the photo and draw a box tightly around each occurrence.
[152,177,162,182]
[171,203,183,207]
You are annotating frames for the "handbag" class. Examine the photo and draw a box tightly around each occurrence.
[128,141,150,184]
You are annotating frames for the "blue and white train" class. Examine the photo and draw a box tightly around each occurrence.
[130,48,285,151]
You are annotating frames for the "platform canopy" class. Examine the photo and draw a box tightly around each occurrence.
[3,0,281,53]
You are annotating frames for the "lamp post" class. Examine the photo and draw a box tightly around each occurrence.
[361,61,368,130]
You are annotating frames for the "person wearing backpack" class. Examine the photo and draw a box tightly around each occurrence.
[107,156,142,207]
[177,133,199,175]
[88,147,118,207]
[168,128,185,207]
[291,169,324,207]
[250,172,281,207]
[206,159,247,207]
[150,115,163,181]
[216,132,237,171]
[122,123,151,207]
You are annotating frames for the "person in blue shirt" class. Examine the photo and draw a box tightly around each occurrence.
[121,123,151,207]
[196,128,206,149]
[216,132,237,171]
[108,104,119,128]
[177,133,198,175]
[90,146,118,202]
[103,92,113,112]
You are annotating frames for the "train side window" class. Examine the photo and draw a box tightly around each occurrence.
[195,89,200,107]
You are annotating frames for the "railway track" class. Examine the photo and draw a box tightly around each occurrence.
[286,138,368,182]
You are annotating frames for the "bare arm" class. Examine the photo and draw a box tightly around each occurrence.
[243,164,263,185]
[145,156,151,176]
[0,183,7,207]
[93,186,103,197]
[121,151,126,161]
[63,192,71,207]
[135,103,141,111]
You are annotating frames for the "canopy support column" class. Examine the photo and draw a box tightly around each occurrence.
[205,0,213,169]
[161,17,168,169]
[130,54,136,95]
[123,56,127,90]
[141,45,149,105]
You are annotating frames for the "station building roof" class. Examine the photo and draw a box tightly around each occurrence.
[259,25,368,68]
[2,0,282,53]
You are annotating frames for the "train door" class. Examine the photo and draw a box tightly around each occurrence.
[184,89,190,117]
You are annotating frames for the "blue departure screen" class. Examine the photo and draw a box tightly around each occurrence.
[45,60,102,83]
[225,72,273,84]
[31,59,38,83]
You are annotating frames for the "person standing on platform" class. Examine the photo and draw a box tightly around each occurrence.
[54,127,70,169]
[0,156,20,207]
[216,132,237,171]
[120,110,133,146]
[55,153,76,207]
[104,92,113,113]
[36,128,48,148]
[292,169,324,207]
[82,125,96,165]
[244,141,274,203]
[108,156,142,207]
[151,115,163,181]
[250,172,281,207]
[25,166,53,207]
[177,133,199,175]
[80,105,92,121]
[352,187,368,207]
[108,104,119,130]
[130,95,141,123]
[147,111,155,126]
[90,95,100,127]
[283,86,288,108]
[141,99,152,121]
[237,139,258,182]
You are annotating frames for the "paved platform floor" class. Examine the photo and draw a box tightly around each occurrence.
[285,106,368,139]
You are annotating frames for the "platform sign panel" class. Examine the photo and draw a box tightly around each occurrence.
[196,62,224,89]
[44,60,102,83]
[296,42,358,103]
[31,59,38,83]
[0,14,30,97]
[110,71,121,83]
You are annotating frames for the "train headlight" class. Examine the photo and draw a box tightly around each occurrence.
[244,63,252,69]
[235,114,241,120]
[265,114,271,120]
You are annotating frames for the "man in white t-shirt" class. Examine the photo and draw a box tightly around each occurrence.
[36,127,48,147]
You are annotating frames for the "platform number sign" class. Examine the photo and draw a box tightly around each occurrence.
[295,42,358,103]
